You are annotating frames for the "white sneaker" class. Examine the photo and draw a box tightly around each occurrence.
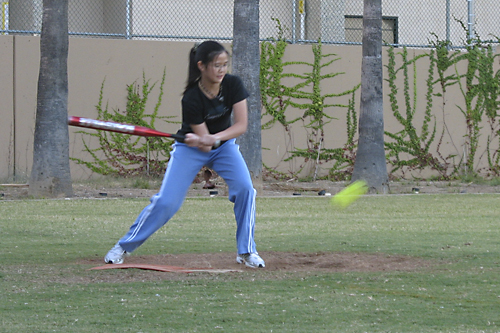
[104,243,128,264]
[236,253,265,268]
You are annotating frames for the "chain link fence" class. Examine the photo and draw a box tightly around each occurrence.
[1,1,499,48]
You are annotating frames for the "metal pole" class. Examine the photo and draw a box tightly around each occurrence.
[126,0,131,40]
[292,0,296,43]
[446,0,450,45]
[467,0,475,41]
[299,0,305,41]
[2,2,9,32]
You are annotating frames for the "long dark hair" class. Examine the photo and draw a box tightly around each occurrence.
[183,41,228,95]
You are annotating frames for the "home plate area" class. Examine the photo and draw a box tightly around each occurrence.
[90,263,241,274]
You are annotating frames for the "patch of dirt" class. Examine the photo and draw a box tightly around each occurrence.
[74,251,439,283]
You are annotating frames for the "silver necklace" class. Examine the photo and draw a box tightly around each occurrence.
[198,81,223,102]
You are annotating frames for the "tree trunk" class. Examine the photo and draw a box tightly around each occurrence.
[29,0,73,198]
[352,0,388,193]
[232,0,262,181]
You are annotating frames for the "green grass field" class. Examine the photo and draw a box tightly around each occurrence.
[1,194,499,332]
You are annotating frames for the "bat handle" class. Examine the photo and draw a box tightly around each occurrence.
[170,134,185,143]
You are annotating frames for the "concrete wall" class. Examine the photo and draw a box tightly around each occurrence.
[1,35,498,181]
[1,36,194,180]
[0,35,14,179]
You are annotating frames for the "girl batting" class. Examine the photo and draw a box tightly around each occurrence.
[104,40,265,268]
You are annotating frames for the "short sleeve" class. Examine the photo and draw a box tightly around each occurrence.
[227,75,250,106]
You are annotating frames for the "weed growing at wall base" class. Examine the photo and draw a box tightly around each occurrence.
[71,69,178,178]
[261,22,500,181]
[260,27,360,180]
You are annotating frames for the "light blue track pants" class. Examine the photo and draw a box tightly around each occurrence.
[117,139,257,255]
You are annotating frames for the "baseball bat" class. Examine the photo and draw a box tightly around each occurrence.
[68,116,185,142]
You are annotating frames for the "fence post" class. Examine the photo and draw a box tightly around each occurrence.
[292,0,296,43]
[126,0,131,39]
[446,0,450,47]
[467,0,475,41]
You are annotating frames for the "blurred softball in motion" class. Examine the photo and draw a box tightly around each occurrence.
[331,180,368,208]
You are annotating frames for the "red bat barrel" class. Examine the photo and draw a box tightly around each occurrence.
[68,116,184,142]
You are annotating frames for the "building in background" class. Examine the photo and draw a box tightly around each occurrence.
[2,0,498,48]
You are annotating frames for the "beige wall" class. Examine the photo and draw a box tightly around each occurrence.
[1,36,194,180]
[1,35,499,181]
[0,36,14,179]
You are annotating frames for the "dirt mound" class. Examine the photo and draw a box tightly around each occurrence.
[78,251,437,283]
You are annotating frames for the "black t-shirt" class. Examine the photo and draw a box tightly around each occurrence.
[177,74,249,136]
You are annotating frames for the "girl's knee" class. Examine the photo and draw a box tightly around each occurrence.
[229,185,255,203]
[152,195,183,216]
